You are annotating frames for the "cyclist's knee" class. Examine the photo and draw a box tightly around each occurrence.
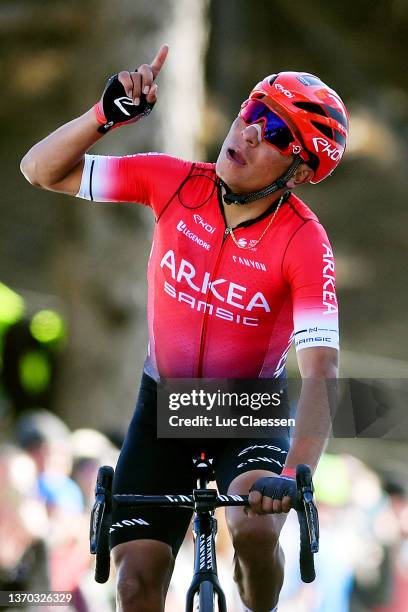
[116,575,162,612]
[113,540,174,612]
[229,515,280,559]
[226,469,286,559]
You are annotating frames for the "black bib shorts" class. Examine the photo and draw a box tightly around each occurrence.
[110,373,291,557]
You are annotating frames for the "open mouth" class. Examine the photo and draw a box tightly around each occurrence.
[226,147,246,166]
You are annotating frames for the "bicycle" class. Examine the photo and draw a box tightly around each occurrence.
[90,453,319,612]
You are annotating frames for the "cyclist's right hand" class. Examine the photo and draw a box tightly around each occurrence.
[94,43,169,133]
[248,475,298,515]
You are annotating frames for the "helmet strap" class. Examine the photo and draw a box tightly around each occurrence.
[220,157,302,206]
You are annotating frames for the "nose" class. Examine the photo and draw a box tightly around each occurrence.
[242,123,262,147]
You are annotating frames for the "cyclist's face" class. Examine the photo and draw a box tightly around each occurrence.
[216,116,294,193]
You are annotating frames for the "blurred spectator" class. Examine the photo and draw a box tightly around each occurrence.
[69,429,119,612]
[14,409,83,514]
[347,458,398,612]
[13,411,90,609]
[70,428,118,509]
[0,444,49,593]
[371,481,408,612]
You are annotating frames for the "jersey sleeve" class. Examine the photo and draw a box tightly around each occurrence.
[282,220,339,352]
[76,152,193,218]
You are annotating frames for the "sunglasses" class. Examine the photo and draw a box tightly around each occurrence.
[239,99,305,158]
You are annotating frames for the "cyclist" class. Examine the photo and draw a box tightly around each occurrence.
[21,44,348,612]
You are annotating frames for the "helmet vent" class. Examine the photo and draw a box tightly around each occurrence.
[293,102,326,116]
[268,74,278,85]
[323,104,349,129]
[311,121,333,140]
[333,130,347,147]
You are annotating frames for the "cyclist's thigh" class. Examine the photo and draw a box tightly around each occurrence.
[214,436,290,536]
[214,436,290,494]
[111,373,195,559]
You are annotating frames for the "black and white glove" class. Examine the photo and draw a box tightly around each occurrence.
[94,73,155,134]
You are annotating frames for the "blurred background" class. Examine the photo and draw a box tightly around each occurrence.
[1,0,408,610]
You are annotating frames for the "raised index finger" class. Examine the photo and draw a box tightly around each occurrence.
[150,44,169,79]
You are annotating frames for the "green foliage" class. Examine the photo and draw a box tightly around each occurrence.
[18,349,51,394]
[30,310,65,346]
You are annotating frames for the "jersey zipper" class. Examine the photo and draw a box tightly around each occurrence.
[198,181,280,377]
[196,228,236,377]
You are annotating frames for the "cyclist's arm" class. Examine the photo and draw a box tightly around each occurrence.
[75,152,193,216]
[284,346,338,473]
[20,109,101,195]
[282,220,339,473]
[20,44,168,195]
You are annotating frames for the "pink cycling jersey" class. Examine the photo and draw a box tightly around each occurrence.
[77,153,339,381]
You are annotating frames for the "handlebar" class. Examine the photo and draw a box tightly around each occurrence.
[110,464,318,582]
[114,492,248,508]
[90,464,318,583]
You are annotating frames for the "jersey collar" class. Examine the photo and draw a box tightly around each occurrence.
[216,185,291,231]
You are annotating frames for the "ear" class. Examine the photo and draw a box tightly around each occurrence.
[286,163,314,189]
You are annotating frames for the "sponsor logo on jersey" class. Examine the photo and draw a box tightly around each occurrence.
[234,238,258,251]
[275,83,295,98]
[177,220,210,251]
[159,250,271,327]
[237,456,285,470]
[294,325,338,349]
[238,444,286,457]
[312,137,342,160]
[193,214,216,234]
[109,517,150,533]
[161,250,270,312]
[163,282,260,326]
[232,255,267,272]
[295,335,334,347]
[322,243,338,314]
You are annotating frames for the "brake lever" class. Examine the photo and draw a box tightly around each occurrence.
[296,464,319,553]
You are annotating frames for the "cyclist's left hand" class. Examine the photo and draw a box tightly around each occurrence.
[248,475,295,515]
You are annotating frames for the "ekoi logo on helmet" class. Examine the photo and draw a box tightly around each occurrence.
[312,137,342,162]
[274,83,295,98]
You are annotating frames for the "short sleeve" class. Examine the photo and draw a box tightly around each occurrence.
[282,220,339,352]
[76,152,193,218]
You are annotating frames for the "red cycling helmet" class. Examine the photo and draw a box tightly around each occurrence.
[248,72,349,183]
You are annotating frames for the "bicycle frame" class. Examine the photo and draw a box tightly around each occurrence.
[185,457,227,611]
